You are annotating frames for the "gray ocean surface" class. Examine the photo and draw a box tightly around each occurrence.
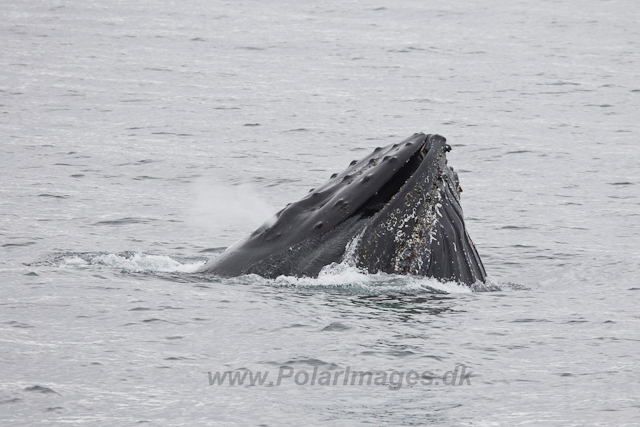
[1,0,639,425]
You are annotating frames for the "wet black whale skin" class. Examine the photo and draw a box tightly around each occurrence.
[198,133,486,285]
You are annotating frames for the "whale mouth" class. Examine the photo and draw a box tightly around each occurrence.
[357,137,439,218]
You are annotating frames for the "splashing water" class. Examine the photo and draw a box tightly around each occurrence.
[188,179,276,244]
[32,252,206,274]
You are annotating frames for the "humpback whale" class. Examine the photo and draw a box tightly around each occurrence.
[198,133,486,285]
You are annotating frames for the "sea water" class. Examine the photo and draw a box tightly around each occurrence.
[1,0,639,425]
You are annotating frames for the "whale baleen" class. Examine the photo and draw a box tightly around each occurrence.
[198,133,487,285]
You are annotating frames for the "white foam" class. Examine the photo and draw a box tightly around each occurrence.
[62,252,205,273]
[268,262,472,294]
[62,256,89,266]
[56,249,486,293]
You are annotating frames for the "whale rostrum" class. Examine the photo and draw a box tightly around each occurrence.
[198,133,487,285]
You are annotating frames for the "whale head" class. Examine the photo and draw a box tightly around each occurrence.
[199,133,486,285]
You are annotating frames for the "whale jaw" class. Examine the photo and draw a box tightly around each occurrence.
[354,134,486,285]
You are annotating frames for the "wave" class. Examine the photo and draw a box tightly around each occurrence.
[29,251,206,274]
[30,250,503,294]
